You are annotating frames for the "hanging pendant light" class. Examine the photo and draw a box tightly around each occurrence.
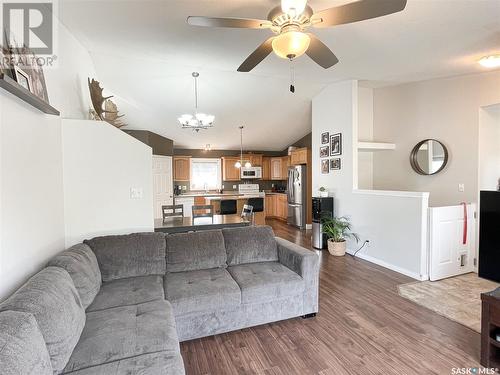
[234,126,251,169]
[178,72,215,132]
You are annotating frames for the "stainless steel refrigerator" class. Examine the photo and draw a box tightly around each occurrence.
[287,165,307,229]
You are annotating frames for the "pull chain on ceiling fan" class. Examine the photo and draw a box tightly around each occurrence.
[187,0,407,72]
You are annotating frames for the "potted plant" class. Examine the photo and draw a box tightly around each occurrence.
[318,186,328,197]
[321,216,359,256]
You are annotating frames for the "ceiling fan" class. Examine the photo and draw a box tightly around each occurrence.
[187,0,407,72]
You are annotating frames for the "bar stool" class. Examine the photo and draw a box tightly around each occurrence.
[220,199,237,215]
[192,205,214,219]
[241,204,254,224]
[162,204,184,221]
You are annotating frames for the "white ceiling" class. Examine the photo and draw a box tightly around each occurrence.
[59,0,500,150]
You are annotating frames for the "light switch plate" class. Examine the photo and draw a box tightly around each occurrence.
[130,187,143,199]
[458,183,465,192]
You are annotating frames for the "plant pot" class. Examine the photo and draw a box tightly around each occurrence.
[327,239,346,256]
[319,191,328,197]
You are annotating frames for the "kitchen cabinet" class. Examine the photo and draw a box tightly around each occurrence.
[222,157,241,181]
[173,156,190,181]
[270,158,283,180]
[243,154,263,166]
[262,157,271,180]
[281,156,290,179]
[290,147,308,165]
[265,193,287,221]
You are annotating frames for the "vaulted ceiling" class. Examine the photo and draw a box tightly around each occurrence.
[59,0,500,150]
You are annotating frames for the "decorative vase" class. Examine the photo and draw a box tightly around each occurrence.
[327,239,346,256]
[319,191,328,197]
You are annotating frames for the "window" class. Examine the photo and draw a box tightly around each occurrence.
[190,158,222,191]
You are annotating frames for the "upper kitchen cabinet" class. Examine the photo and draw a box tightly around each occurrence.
[270,157,283,180]
[243,154,263,166]
[173,156,190,181]
[222,156,241,181]
[290,147,308,165]
[281,155,290,179]
[262,157,271,180]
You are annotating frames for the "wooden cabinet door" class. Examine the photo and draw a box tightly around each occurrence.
[281,195,288,220]
[173,157,190,181]
[281,156,290,179]
[291,148,308,165]
[222,157,241,181]
[262,157,271,180]
[265,195,274,217]
[251,154,263,166]
[270,158,282,180]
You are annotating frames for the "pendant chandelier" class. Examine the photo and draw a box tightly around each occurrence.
[178,72,215,132]
[235,126,251,169]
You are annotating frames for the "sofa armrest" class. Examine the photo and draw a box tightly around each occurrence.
[276,237,319,313]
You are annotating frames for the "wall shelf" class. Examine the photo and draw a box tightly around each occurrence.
[358,141,396,151]
[0,73,60,115]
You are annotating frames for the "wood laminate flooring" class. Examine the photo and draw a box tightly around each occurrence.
[179,219,481,375]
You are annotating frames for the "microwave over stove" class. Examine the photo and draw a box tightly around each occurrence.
[240,167,262,179]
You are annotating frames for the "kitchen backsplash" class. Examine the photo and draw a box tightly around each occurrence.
[174,180,286,194]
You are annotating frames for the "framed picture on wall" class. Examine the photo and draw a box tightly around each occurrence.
[321,132,329,144]
[321,159,329,174]
[330,133,342,156]
[330,158,341,170]
[320,146,329,158]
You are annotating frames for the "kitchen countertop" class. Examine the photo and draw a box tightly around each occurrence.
[175,191,287,198]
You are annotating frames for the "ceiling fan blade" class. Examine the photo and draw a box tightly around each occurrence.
[187,16,271,29]
[306,34,339,69]
[237,37,275,72]
[312,0,407,28]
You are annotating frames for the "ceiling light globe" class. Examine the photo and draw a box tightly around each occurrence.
[479,55,500,68]
[235,161,242,168]
[272,31,310,60]
[244,161,252,168]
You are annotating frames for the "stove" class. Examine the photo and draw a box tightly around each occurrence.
[238,184,264,197]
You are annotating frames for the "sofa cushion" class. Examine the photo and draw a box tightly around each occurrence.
[165,268,241,315]
[0,310,53,375]
[61,352,185,375]
[223,226,278,266]
[86,275,164,312]
[228,262,305,304]
[166,230,226,272]
[48,243,102,309]
[0,267,85,374]
[84,232,166,282]
[63,300,179,373]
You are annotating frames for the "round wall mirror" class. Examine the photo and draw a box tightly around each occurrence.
[410,139,449,175]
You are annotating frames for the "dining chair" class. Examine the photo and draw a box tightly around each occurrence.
[241,204,254,224]
[162,204,184,220]
[220,199,237,215]
[192,205,214,219]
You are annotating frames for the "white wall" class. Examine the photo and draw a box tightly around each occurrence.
[358,87,374,190]
[62,119,154,247]
[479,105,500,191]
[0,19,98,300]
[372,70,500,207]
[312,81,429,280]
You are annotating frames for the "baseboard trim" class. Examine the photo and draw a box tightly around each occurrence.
[345,250,427,281]
[305,224,312,230]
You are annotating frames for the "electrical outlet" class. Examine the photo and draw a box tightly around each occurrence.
[233,185,237,189]
[130,187,143,199]
[458,183,465,192]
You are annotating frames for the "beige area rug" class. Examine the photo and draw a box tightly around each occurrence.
[398,273,500,332]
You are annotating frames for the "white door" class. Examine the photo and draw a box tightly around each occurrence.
[429,204,476,281]
[152,156,173,219]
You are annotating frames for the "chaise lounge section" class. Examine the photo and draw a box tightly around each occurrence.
[0,226,319,374]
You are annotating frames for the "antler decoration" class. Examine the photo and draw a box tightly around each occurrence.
[88,78,126,128]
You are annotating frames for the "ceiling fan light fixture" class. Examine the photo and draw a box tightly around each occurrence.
[281,0,307,17]
[272,31,310,59]
[479,54,500,68]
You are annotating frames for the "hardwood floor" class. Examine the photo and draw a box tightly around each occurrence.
[180,219,481,374]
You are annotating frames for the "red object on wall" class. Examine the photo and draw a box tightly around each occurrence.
[461,202,468,245]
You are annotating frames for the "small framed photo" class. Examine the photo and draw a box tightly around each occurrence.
[320,146,329,158]
[330,158,341,170]
[14,66,31,91]
[321,132,329,144]
[321,159,329,174]
[330,133,342,156]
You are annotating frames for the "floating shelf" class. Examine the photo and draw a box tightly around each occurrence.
[358,141,396,151]
[0,73,60,115]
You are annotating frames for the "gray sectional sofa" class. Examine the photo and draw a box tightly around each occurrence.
[0,226,319,374]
